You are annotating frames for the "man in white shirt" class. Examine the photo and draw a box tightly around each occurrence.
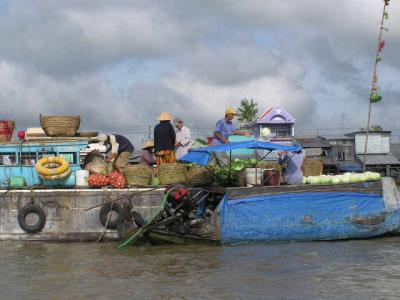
[173,118,191,159]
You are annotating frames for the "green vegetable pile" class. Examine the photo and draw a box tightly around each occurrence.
[303,172,381,185]
[211,165,240,187]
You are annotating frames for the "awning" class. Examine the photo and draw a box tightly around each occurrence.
[356,154,400,166]
[179,140,302,166]
[337,160,363,172]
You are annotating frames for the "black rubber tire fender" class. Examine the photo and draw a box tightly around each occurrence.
[99,202,124,229]
[17,204,46,234]
[131,211,145,228]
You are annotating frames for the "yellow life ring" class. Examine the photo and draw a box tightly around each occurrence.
[35,156,70,177]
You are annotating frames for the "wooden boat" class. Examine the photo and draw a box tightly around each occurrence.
[118,140,400,247]
[137,178,400,246]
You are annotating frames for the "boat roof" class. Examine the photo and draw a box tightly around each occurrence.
[179,140,302,166]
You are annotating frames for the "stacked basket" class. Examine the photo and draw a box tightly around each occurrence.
[187,165,213,186]
[157,163,187,185]
[40,114,80,137]
[123,165,153,187]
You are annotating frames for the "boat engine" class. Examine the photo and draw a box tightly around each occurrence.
[165,184,193,217]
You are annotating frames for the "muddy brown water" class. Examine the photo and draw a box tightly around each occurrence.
[1,238,400,299]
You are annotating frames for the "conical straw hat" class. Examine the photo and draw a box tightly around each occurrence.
[142,140,154,149]
[157,112,173,121]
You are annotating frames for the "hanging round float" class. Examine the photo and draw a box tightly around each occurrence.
[35,156,71,179]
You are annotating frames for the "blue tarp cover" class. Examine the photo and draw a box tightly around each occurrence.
[179,140,302,166]
[220,191,399,244]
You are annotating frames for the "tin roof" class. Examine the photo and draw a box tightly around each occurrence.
[345,131,391,137]
[356,154,400,165]
[320,134,354,141]
[294,136,331,148]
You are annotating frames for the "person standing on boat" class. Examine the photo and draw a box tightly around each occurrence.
[140,140,156,168]
[212,107,250,145]
[154,112,176,165]
[96,134,134,173]
[280,151,305,185]
[278,150,290,175]
[173,118,191,160]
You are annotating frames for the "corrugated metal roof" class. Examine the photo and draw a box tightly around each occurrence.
[294,137,331,148]
[320,134,354,140]
[356,154,400,165]
[346,131,391,137]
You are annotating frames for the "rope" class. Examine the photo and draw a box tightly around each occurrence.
[363,1,389,171]
[96,189,111,243]
[84,187,159,212]
[117,188,172,249]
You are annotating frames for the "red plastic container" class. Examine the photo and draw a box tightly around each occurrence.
[0,120,15,142]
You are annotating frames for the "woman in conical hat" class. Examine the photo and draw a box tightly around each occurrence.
[154,112,176,165]
[140,140,156,167]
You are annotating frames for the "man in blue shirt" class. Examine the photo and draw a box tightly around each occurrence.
[213,107,249,145]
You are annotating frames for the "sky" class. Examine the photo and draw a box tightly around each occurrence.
[0,0,399,144]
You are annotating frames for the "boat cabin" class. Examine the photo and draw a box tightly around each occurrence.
[0,140,88,188]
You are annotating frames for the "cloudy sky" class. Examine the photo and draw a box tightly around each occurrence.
[0,0,399,144]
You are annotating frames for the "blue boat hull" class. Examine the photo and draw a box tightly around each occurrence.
[220,178,400,244]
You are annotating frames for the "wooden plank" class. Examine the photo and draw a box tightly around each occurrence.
[226,181,382,199]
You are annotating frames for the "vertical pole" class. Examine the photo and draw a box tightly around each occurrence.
[148,126,152,140]
[228,150,232,185]
[364,2,387,172]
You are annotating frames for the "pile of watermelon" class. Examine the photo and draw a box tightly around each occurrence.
[106,172,126,189]
[88,173,109,187]
[88,172,126,188]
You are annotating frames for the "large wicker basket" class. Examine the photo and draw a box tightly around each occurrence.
[187,165,213,186]
[157,163,187,185]
[40,114,80,137]
[123,165,152,187]
[303,158,323,176]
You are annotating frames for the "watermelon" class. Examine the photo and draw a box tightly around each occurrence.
[151,177,161,187]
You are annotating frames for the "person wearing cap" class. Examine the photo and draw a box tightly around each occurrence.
[173,118,191,160]
[213,107,250,145]
[140,140,156,168]
[95,133,134,173]
[154,112,176,165]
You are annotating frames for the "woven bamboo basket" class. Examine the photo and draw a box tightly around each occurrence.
[303,158,323,176]
[187,165,213,186]
[123,165,152,187]
[157,163,187,185]
[40,114,80,137]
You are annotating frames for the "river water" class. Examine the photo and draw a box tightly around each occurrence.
[1,237,400,299]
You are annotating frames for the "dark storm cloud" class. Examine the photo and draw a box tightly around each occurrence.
[0,0,399,140]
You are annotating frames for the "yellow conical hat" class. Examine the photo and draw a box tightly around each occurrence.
[157,112,173,121]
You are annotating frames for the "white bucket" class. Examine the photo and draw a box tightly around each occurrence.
[245,168,264,186]
[75,170,89,187]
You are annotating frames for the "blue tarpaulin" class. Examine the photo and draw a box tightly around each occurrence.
[179,140,302,166]
[219,191,400,244]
